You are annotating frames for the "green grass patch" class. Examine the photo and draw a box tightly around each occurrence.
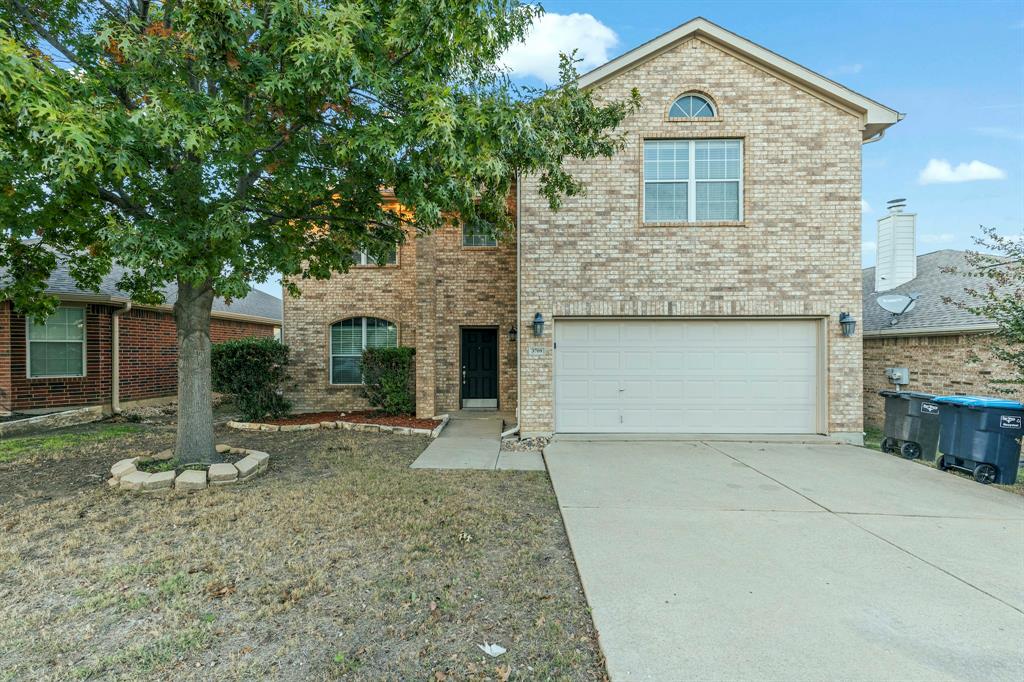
[138,458,179,473]
[0,425,142,463]
[863,426,884,452]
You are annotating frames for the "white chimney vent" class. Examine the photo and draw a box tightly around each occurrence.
[875,198,917,292]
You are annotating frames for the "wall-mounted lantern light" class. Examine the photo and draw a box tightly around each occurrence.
[508,325,518,342]
[839,312,857,337]
[532,312,545,337]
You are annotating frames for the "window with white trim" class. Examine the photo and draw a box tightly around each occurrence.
[643,139,742,222]
[462,223,497,247]
[330,317,397,384]
[351,247,397,266]
[669,94,716,118]
[27,306,86,378]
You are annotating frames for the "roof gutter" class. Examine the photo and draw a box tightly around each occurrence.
[863,323,999,338]
[111,301,131,414]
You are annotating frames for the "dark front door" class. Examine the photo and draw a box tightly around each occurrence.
[461,328,498,408]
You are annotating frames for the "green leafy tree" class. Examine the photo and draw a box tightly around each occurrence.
[943,225,1024,394]
[0,1,638,464]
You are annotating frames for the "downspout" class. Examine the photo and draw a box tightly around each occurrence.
[515,173,522,429]
[111,301,131,414]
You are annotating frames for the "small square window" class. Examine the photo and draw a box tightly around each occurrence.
[462,224,497,247]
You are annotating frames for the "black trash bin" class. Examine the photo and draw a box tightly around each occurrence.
[878,391,941,460]
[933,395,1024,484]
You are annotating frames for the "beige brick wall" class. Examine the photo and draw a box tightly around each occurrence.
[518,36,865,434]
[283,225,516,416]
[283,237,419,413]
[863,332,1021,428]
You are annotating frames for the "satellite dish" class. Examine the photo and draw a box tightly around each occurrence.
[876,293,920,326]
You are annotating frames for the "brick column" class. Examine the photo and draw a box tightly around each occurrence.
[415,235,437,418]
[0,302,12,415]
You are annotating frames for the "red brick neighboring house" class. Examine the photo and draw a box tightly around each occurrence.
[862,249,1019,428]
[0,263,281,416]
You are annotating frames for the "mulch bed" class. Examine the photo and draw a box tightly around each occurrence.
[263,410,441,430]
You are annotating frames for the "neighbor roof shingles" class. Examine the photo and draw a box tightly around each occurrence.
[862,250,1003,334]
[1,259,282,322]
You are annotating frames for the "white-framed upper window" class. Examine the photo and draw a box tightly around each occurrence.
[27,306,86,378]
[462,223,497,247]
[669,94,716,118]
[643,139,742,222]
[351,247,397,266]
[329,316,397,384]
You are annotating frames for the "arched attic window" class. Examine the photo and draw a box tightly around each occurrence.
[330,317,397,384]
[669,93,716,118]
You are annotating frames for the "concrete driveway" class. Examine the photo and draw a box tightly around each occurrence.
[545,438,1024,681]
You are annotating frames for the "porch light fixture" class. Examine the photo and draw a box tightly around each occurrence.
[839,312,857,337]
[532,312,545,337]
[508,325,518,342]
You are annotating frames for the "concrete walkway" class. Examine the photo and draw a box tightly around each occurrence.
[546,438,1024,682]
[410,410,544,471]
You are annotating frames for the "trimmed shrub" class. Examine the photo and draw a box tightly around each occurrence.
[362,346,416,415]
[211,337,291,421]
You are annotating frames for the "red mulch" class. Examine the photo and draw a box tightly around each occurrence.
[262,410,440,430]
[341,410,441,429]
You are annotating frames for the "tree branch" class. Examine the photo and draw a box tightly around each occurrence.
[97,187,152,220]
[10,0,89,71]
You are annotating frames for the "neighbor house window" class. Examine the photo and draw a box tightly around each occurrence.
[669,93,716,118]
[462,223,497,247]
[27,306,86,378]
[330,317,397,384]
[351,247,397,266]
[643,139,742,222]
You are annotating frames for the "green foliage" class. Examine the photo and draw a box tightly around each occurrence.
[943,225,1024,392]
[0,0,640,318]
[361,346,416,415]
[211,337,290,421]
[0,424,141,463]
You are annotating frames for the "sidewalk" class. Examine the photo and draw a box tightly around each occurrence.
[410,410,544,471]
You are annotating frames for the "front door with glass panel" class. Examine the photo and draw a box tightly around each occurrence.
[461,328,498,408]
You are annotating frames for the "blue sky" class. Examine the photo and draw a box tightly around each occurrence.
[256,0,1023,295]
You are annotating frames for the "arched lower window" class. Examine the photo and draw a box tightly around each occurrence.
[669,93,715,118]
[330,317,397,384]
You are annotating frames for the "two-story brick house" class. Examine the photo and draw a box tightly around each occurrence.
[283,17,901,443]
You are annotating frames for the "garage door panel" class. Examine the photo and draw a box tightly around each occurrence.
[590,380,622,400]
[590,351,620,371]
[554,319,820,434]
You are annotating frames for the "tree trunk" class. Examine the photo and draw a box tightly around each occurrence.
[174,278,219,465]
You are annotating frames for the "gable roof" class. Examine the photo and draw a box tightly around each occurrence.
[578,17,902,140]
[862,250,1003,336]
[2,258,282,324]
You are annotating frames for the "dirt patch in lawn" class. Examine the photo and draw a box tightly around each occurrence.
[262,410,441,430]
[0,425,604,680]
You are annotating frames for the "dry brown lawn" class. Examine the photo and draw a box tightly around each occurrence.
[0,422,604,681]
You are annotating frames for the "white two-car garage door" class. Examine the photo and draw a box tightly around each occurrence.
[554,319,821,434]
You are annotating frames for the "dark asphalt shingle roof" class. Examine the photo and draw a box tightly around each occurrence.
[862,249,1001,334]
[2,258,282,323]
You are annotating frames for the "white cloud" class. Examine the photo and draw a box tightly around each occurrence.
[861,199,871,213]
[831,63,863,76]
[919,233,956,244]
[918,159,1007,184]
[862,241,877,252]
[972,126,1024,142]
[501,12,618,83]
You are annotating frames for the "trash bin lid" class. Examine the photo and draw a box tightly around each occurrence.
[878,390,936,400]
[933,395,1024,410]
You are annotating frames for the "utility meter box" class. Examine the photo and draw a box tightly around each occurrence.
[886,367,910,385]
